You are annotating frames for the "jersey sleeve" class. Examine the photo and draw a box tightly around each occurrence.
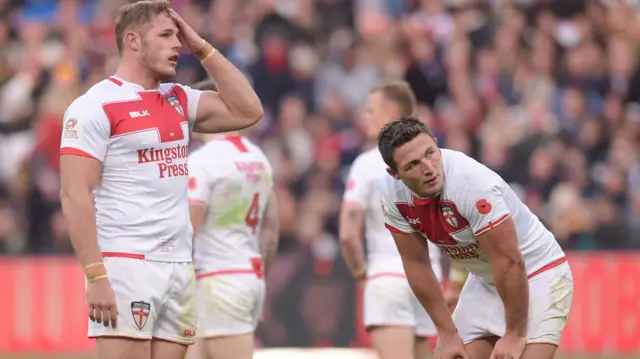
[177,84,202,125]
[456,180,511,236]
[59,99,110,162]
[379,179,415,235]
[188,155,218,204]
[342,157,369,207]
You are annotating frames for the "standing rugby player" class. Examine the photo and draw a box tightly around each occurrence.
[340,82,441,359]
[59,2,263,359]
[188,81,278,359]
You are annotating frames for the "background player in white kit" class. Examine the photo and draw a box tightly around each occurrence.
[188,103,279,359]
[59,2,263,359]
[377,118,573,359]
[339,82,441,359]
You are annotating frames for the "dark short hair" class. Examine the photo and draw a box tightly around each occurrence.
[378,117,436,171]
[115,0,172,53]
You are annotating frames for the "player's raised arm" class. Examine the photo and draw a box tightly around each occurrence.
[460,181,528,355]
[259,191,279,275]
[169,10,263,133]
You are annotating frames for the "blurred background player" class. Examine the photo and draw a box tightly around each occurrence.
[378,118,573,359]
[59,2,263,359]
[339,81,442,359]
[188,80,279,359]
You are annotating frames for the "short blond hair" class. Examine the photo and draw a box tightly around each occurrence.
[371,81,417,117]
[115,0,172,53]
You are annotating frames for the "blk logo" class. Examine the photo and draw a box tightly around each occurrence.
[130,110,150,118]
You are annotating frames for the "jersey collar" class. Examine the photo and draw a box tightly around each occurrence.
[108,76,160,92]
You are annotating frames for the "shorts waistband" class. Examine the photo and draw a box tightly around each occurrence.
[196,258,264,280]
[527,257,567,279]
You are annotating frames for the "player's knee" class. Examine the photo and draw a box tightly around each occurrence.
[96,337,150,359]
[521,342,558,359]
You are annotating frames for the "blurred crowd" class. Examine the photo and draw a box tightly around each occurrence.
[1,0,640,258]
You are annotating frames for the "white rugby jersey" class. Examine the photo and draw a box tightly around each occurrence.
[60,76,201,262]
[381,149,566,285]
[189,135,273,275]
[343,147,441,278]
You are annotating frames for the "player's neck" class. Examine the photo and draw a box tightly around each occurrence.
[113,63,160,90]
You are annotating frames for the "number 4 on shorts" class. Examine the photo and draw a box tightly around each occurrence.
[245,193,260,234]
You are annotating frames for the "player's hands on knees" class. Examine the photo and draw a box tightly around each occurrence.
[433,333,470,359]
[86,278,118,329]
[489,334,526,359]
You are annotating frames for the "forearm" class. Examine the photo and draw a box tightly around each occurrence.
[405,261,458,336]
[493,258,529,337]
[259,225,279,274]
[200,49,262,120]
[60,192,102,267]
[339,237,366,274]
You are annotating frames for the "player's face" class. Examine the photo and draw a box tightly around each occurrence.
[390,132,443,197]
[140,13,181,80]
[363,91,394,139]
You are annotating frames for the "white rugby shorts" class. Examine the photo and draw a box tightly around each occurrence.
[364,274,437,337]
[452,259,573,345]
[196,270,265,338]
[87,256,197,345]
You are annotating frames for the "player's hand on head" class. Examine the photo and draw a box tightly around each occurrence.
[168,9,204,54]
[433,332,470,359]
[489,334,526,359]
[86,278,118,329]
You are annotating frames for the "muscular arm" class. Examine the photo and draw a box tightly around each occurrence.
[259,191,279,275]
[476,217,528,337]
[60,155,103,268]
[193,52,263,133]
[338,203,367,278]
[392,231,458,337]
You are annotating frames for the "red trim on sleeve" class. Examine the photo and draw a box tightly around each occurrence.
[189,199,208,206]
[60,147,97,160]
[385,223,411,234]
[473,213,510,235]
[108,77,123,86]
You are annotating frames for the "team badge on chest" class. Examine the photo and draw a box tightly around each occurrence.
[165,95,185,117]
[441,204,459,228]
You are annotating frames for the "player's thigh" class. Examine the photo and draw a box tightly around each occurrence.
[196,273,264,338]
[521,343,557,359]
[364,276,415,329]
[96,337,150,359]
[369,326,415,359]
[413,335,431,359]
[464,336,498,359]
[200,334,254,359]
[153,262,198,345]
[89,258,168,341]
[151,338,188,359]
[452,274,497,344]
[526,262,574,345]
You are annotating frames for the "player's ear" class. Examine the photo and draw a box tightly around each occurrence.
[126,31,142,52]
[386,167,400,179]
